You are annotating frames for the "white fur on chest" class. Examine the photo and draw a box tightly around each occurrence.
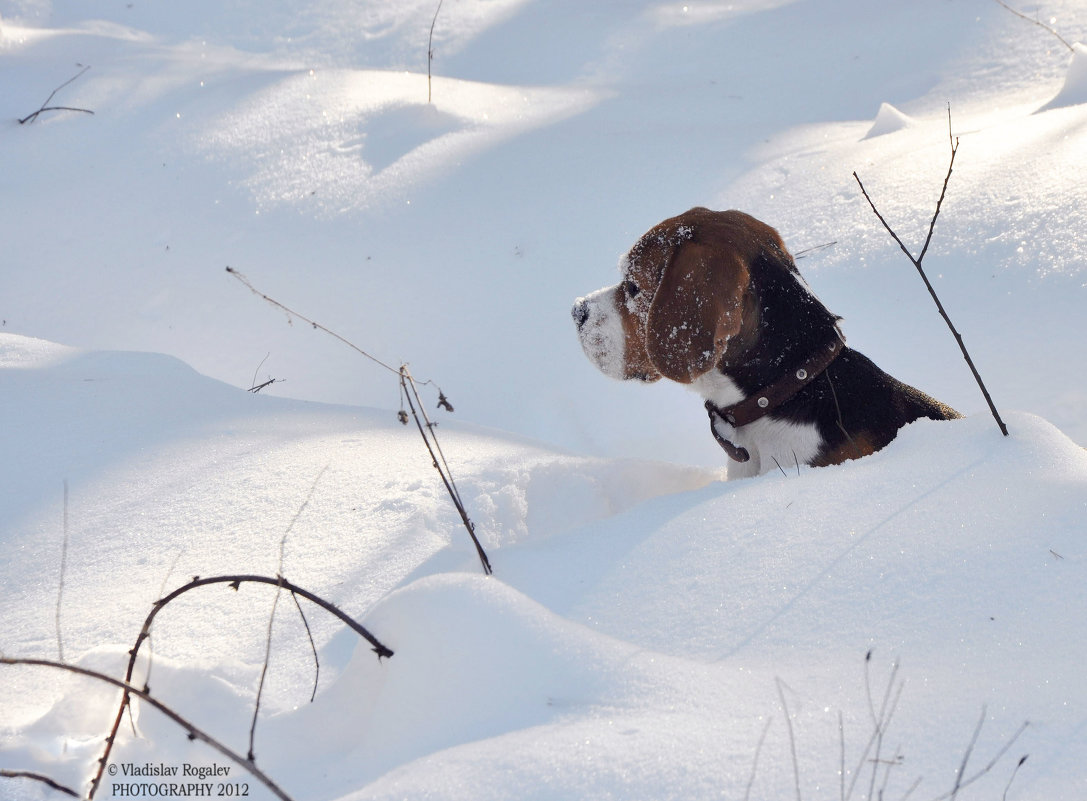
[690,370,823,479]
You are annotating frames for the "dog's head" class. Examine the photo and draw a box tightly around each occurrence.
[573,207,816,386]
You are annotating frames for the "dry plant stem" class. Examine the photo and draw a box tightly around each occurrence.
[845,655,901,801]
[853,109,1008,437]
[992,0,1074,52]
[19,65,95,124]
[744,717,774,801]
[290,591,321,702]
[250,463,329,757]
[88,575,392,801]
[1,769,79,798]
[1,657,294,801]
[428,0,444,103]
[401,367,493,575]
[226,268,481,569]
[226,267,401,377]
[928,717,1029,801]
[776,678,802,801]
[250,582,284,760]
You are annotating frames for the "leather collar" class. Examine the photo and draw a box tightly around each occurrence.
[705,336,845,462]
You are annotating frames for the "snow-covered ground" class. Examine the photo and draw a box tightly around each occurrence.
[2,1,1086,799]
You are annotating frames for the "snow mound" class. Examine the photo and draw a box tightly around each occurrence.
[1040,41,1087,111]
[3,337,1086,800]
[863,101,915,138]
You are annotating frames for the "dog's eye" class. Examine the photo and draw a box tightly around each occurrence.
[623,280,640,298]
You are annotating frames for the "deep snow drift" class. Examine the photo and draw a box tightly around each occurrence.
[1,334,1085,801]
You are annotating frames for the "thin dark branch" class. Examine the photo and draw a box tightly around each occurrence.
[428,0,445,103]
[928,719,1030,801]
[853,108,1009,437]
[290,591,321,703]
[401,366,492,575]
[1,769,79,798]
[250,352,270,391]
[916,106,958,266]
[249,377,279,392]
[19,106,95,124]
[226,267,402,377]
[992,0,1074,52]
[88,574,392,799]
[250,579,284,761]
[1,657,294,801]
[19,66,94,124]
[794,240,838,259]
[847,655,901,801]
[250,464,326,761]
[249,464,329,750]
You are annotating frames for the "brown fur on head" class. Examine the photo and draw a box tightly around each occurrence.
[573,208,788,385]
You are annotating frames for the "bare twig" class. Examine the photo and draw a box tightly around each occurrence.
[992,0,1074,52]
[401,366,492,575]
[250,466,329,760]
[290,591,321,703]
[428,0,445,103]
[794,240,839,259]
[0,769,79,798]
[853,106,1009,437]
[19,65,95,124]
[88,574,392,799]
[846,652,902,801]
[928,717,1030,801]
[1,657,294,801]
[56,481,69,662]
[250,583,284,761]
[226,267,401,377]
[250,352,271,390]
[226,268,484,570]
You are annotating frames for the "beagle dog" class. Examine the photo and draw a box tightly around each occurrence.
[571,207,960,478]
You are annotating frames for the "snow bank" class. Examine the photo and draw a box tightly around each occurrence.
[2,336,1085,800]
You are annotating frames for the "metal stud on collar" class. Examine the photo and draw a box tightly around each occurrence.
[796,368,808,380]
[757,397,769,408]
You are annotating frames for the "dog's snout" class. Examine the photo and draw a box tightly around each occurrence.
[572,299,590,328]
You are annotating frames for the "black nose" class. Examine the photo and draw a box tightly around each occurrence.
[572,300,590,328]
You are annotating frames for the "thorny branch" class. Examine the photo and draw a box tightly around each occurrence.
[226,267,401,377]
[401,366,492,575]
[87,574,392,800]
[0,769,78,798]
[853,106,1009,437]
[1,657,294,801]
[227,266,490,573]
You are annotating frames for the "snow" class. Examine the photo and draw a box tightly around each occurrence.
[2,1,1086,800]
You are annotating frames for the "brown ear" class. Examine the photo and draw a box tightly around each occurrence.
[645,242,749,384]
